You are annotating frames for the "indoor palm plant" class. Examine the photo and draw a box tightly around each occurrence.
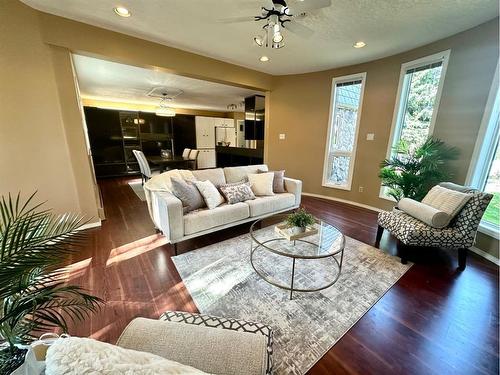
[0,193,103,374]
[379,137,459,202]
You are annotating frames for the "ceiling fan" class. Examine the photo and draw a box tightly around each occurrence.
[220,0,331,49]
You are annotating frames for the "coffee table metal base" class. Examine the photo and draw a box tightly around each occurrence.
[250,238,344,300]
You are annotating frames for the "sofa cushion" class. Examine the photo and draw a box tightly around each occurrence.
[184,203,250,235]
[145,170,182,192]
[398,197,449,228]
[422,185,472,222]
[171,177,205,213]
[219,181,256,204]
[246,193,296,217]
[259,169,286,193]
[193,180,225,210]
[223,165,268,184]
[192,168,226,186]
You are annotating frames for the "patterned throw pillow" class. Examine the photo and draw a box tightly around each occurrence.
[170,177,205,213]
[258,169,286,193]
[219,182,255,204]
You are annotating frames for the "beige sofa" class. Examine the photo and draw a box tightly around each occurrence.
[144,164,302,250]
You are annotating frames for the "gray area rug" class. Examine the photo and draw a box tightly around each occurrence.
[128,181,146,201]
[172,226,411,375]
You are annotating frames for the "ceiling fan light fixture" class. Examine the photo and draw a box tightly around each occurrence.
[272,41,285,49]
[156,95,176,117]
[113,6,131,17]
[254,35,265,46]
[353,41,366,48]
[259,55,270,62]
[272,31,283,43]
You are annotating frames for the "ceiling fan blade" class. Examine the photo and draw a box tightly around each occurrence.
[283,21,315,38]
[217,15,256,24]
[287,0,331,15]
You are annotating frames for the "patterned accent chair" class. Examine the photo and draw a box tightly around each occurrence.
[376,182,493,270]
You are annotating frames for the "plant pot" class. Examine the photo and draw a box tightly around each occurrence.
[291,226,306,234]
[0,346,27,374]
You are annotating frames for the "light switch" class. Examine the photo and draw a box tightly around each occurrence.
[279,133,286,140]
[366,133,375,141]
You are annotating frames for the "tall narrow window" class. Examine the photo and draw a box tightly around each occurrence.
[322,73,366,190]
[388,50,450,152]
[467,67,500,238]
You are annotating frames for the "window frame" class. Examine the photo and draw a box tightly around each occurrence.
[380,50,451,201]
[322,72,366,191]
[466,62,500,239]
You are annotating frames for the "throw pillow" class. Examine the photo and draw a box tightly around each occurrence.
[422,185,473,225]
[46,337,208,374]
[219,181,256,204]
[258,169,286,193]
[194,180,225,209]
[171,177,205,213]
[248,172,275,196]
[398,198,450,228]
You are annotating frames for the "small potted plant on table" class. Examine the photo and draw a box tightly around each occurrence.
[286,208,316,234]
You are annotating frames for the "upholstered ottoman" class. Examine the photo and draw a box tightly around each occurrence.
[117,311,273,375]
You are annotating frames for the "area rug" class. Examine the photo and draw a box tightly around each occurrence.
[172,226,411,375]
[128,181,146,201]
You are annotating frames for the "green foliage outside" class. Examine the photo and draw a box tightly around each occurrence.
[483,192,500,226]
[399,65,442,147]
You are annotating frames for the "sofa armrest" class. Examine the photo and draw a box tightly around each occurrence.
[117,317,270,375]
[147,190,184,242]
[284,177,302,206]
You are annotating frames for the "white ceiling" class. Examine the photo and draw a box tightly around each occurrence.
[72,54,262,111]
[23,0,498,75]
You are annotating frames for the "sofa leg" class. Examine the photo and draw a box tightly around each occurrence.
[397,240,408,265]
[458,248,467,271]
[173,243,178,256]
[375,225,384,247]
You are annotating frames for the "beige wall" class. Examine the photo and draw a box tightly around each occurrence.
[268,19,499,256]
[0,1,85,217]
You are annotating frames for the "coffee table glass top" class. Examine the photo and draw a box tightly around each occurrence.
[250,214,345,259]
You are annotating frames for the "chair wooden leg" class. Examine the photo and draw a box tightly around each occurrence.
[397,240,408,264]
[458,248,467,271]
[375,225,384,247]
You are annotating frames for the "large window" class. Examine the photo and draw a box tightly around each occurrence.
[381,50,450,198]
[467,66,500,238]
[322,73,366,190]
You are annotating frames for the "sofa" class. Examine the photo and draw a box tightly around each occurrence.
[144,164,302,253]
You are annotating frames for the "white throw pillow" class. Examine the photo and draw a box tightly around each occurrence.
[398,198,450,228]
[422,185,473,224]
[144,169,182,192]
[194,180,225,209]
[46,337,208,374]
[248,172,275,196]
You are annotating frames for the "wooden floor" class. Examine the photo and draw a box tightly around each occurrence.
[65,177,499,374]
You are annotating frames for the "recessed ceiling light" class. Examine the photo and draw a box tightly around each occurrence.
[353,41,366,49]
[259,56,270,62]
[113,7,131,17]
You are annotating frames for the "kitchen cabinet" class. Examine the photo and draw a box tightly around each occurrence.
[197,149,216,169]
[195,116,216,148]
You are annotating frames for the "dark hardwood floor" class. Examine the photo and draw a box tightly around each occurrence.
[64,177,499,374]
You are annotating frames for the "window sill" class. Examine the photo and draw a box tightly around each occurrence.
[478,222,500,240]
[322,183,351,191]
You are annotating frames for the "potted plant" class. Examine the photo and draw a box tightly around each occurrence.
[379,137,459,202]
[286,208,316,234]
[0,193,103,374]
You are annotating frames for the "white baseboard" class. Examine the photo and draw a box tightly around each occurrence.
[302,192,383,213]
[469,246,500,266]
[78,221,102,231]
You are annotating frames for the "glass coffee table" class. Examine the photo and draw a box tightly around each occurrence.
[250,214,345,300]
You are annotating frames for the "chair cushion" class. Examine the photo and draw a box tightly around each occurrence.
[193,180,225,210]
[246,193,296,217]
[192,168,226,186]
[184,203,250,235]
[398,198,449,228]
[223,165,268,184]
[422,185,473,221]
